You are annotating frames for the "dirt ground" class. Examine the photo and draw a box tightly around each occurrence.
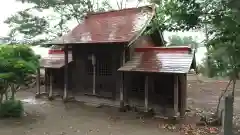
[0,91,180,135]
[0,74,238,135]
[187,75,240,123]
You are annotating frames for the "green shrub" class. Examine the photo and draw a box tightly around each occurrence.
[0,100,24,118]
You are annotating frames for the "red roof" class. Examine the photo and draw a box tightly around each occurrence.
[40,54,72,68]
[118,46,195,73]
[51,6,155,45]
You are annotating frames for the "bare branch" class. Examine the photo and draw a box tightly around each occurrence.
[116,0,121,9]
[215,79,233,115]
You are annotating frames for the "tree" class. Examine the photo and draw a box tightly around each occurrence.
[5,0,114,44]
[168,35,199,51]
[146,0,202,34]
[0,45,39,101]
[145,0,240,125]
[115,0,144,9]
[0,45,39,117]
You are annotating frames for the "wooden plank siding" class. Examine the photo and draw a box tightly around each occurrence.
[71,44,124,99]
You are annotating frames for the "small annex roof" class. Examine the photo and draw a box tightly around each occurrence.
[118,46,195,73]
[40,54,72,68]
[50,6,155,45]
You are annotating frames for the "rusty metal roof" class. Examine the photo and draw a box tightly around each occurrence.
[51,6,154,45]
[40,54,72,68]
[118,47,195,73]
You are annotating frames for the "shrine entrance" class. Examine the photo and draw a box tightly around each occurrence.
[84,52,116,99]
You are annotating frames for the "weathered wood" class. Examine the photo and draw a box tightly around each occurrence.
[63,45,69,100]
[44,68,49,93]
[123,73,129,105]
[179,74,187,118]
[222,94,233,135]
[174,74,179,115]
[122,48,126,64]
[120,72,124,108]
[36,68,41,94]
[48,69,53,99]
[92,54,96,95]
[35,68,49,98]
[144,75,149,112]
[121,49,126,103]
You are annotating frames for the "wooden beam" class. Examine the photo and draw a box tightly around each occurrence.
[223,94,234,135]
[36,68,41,94]
[49,69,53,99]
[92,54,96,95]
[122,48,126,64]
[120,72,124,108]
[119,48,126,104]
[180,74,187,118]
[123,73,129,105]
[145,75,149,112]
[174,74,179,115]
[122,49,127,103]
[44,68,49,93]
[63,45,69,100]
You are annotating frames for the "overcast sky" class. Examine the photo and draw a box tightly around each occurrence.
[0,0,205,43]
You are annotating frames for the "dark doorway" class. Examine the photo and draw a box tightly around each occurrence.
[85,52,115,98]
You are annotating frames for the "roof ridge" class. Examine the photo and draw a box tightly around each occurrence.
[86,5,153,17]
[126,5,156,47]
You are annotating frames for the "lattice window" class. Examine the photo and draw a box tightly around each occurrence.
[86,55,112,76]
[97,60,112,76]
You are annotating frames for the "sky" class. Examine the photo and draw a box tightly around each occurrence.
[0,0,206,42]
[0,0,31,37]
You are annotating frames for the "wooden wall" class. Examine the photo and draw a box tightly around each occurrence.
[123,72,175,107]
[122,72,187,113]
[47,62,75,90]
[72,44,124,98]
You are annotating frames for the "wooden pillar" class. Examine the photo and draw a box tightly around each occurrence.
[222,94,234,135]
[44,68,49,93]
[145,75,149,112]
[36,68,41,94]
[63,45,69,100]
[122,49,126,102]
[120,72,124,108]
[174,74,179,115]
[179,74,187,118]
[92,54,96,95]
[123,73,129,105]
[49,69,53,99]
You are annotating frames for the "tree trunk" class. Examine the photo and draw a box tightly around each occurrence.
[4,88,8,101]
[0,94,3,104]
[232,78,236,102]
[10,84,15,100]
[215,80,232,116]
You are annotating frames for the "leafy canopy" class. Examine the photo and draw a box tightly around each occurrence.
[5,0,113,44]
[146,0,202,34]
[0,45,39,84]
[199,0,240,78]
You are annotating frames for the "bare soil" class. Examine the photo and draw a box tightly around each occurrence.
[0,91,179,135]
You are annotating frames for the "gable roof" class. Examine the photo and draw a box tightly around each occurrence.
[118,46,195,73]
[50,6,155,45]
